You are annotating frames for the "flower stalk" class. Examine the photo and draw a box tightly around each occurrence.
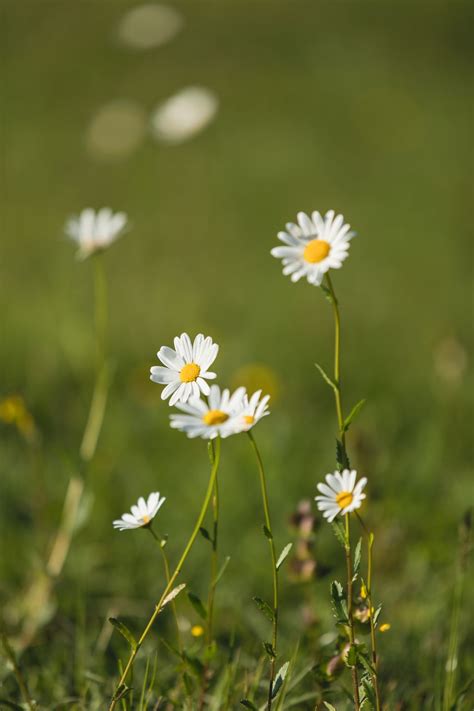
[247,430,279,710]
[109,437,222,711]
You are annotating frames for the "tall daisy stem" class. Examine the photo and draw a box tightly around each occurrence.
[356,513,381,711]
[109,437,222,711]
[325,274,360,708]
[325,273,345,445]
[147,527,182,654]
[199,444,220,710]
[247,431,279,710]
[345,514,361,711]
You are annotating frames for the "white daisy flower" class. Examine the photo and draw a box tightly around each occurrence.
[270,209,355,286]
[150,333,219,406]
[65,207,128,260]
[170,385,245,439]
[315,469,367,522]
[113,491,166,531]
[234,389,270,432]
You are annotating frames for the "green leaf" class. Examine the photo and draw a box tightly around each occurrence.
[373,604,382,627]
[357,650,376,676]
[203,639,217,662]
[336,439,350,470]
[263,524,273,540]
[276,542,293,570]
[353,538,362,579]
[0,700,24,710]
[112,683,132,701]
[213,555,231,586]
[343,399,366,432]
[240,700,258,710]
[109,618,137,650]
[253,596,275,622]
[315,363,338,391]
[199,526,212,543]
[187,591,207,620]
[331,519,347,548]
[323,703,338,711]
[330,580,348,625]
[271,661,290,699]
[345,644,357,668]
[161,583,186,608]
[263,641,276,659]
[160,533,168,548]
[361,675,377,708]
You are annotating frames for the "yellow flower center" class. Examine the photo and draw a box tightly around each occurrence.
[203,409,229,426]
[142,515,150,525]
[336,491,353,509]
[244,415,255,425]
[180,362,201,383]
[303,239,330,263]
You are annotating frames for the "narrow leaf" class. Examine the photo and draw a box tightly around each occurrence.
[263,524,273,540]
[213,555,231,586]
[362,676,377,707]
[330,580,348,624]
[240,700,258,710]
[253,596,275,622]
[315,363,337,391]
[161,583,186,608]
[343,399,366,432]
[113,683,132,701]
[323,703,337,711]
[331,519,347,548]
[353,538,362,579]
[320,283,335,304]
[263,641,276,659]
[199,526,212,543]
[336,439,350,470]
[276,542,293,570]
[271,661,290,699]
[187,591,207,621]
[109,618,137,650]
[373,604,382,627]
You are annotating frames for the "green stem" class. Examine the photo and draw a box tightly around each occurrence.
[148,527,183,654]
[247,431,279,711]
[356,514,381,711]
[345,514,361,711]
[325,273,345,444]
[0,626,35,710]
[109,437,222,711]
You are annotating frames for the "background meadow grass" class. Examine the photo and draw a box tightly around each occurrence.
[1,0,473,707]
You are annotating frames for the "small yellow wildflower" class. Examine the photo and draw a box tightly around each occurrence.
[0,395,37,442]
[380,623,391,633]
[360,583,367,599]
[191,625,204,637]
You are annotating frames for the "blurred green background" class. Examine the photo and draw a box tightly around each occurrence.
[1,0,473,707]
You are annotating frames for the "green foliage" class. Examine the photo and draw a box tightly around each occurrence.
[240,700,258,710]
[253,596,275,622]
[315,362,338,392]
[187,591,207,620]
[335,439,350,470]
[353,538,362,580]
[108,618,137,650]
[331,519,348,548]
[276,542,293,570]
[263,641,276,659]
[343,399,366,432]
[271,661,290,699]
[262,524,273,540]
[330,581,349,625]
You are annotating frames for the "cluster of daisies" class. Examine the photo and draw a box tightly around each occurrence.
[64,206,368,528]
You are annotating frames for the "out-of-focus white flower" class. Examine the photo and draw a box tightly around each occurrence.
[170,385,245,439]
[65,207,128,259]
[151,333,219,406]
[113,492,166,531]
[85,100,147,161]
[116,3,183,50]
[315,469,367,522]
[234,389,270,432]
[151,87,219,144]
[271,210,355,286]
